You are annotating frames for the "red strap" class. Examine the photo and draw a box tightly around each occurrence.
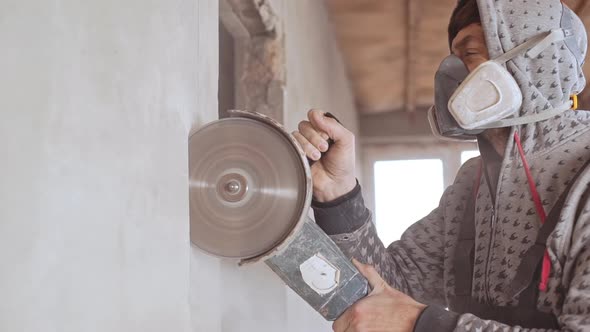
[540,251,551,291]
[513,132,547,223]
[513,131,550,291]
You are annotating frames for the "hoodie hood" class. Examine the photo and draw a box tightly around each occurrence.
[475,0,590,155]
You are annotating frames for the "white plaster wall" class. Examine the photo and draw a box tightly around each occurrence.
[273,1,358,135]
[0,0,201,331]
[0,0,358,331]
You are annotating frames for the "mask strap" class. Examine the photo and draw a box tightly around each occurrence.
[493,29,571,64]
[527,29,573,58]
[478,101,572,129]
[478,29,573,129]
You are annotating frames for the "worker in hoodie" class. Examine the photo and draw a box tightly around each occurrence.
[293,0,590,331]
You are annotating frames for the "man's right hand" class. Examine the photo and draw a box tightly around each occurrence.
[292,109,357,202]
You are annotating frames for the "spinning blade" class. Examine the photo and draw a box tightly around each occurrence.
[189,113,310,259]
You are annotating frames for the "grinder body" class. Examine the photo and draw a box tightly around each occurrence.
[189,110,368,320]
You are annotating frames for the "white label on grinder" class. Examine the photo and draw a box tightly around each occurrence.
[300,254,340,295]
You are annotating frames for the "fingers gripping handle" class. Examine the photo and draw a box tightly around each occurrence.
[307,112,342,166]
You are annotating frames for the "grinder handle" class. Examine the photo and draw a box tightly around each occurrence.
[307,112,341,166]
[265,217,369,321]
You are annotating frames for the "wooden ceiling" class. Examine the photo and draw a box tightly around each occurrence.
[325,0,590,114]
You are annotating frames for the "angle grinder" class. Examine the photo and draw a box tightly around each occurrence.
[189,110,368,320]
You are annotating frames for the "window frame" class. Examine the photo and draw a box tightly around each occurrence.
[361,140,478,218]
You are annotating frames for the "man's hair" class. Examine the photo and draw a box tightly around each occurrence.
[448,0,481,49]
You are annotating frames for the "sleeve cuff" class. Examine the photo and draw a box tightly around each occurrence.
[413,305,459,332]
[311,180,370,235]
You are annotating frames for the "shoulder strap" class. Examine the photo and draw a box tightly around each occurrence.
[451,162,482,312]
[508,157,590,297]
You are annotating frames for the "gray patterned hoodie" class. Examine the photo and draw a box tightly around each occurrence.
[312,1,590,331]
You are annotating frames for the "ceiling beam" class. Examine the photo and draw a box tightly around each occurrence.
[359,106,432,141]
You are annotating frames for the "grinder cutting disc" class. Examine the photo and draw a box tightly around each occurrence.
[189,111,311,259]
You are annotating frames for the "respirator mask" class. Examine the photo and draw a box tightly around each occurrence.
[429,28,578,141]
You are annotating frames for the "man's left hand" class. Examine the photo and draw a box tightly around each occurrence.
[333,259,427,332]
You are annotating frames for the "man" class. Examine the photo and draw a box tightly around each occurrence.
[293,0,590,331]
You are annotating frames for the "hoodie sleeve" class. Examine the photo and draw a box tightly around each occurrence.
[450,183,590,332]
[312,181,452,306]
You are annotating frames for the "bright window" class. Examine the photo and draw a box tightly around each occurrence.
[461,149,480,164]
[374,159,444,246]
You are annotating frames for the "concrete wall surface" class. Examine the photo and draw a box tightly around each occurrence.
[0,0,203,331]
[0,0,356,331]
[272,1,358,135]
